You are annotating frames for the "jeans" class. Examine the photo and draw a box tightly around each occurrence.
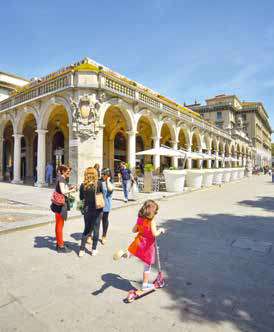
[46,173,53,185]
[80,210,103,251]
[102,212,109,237]
[122,180,130,200]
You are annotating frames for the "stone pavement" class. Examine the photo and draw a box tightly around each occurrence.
[0,175,274,332]
[0,181,185,234]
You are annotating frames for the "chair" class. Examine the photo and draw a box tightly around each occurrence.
[158,174,166,191]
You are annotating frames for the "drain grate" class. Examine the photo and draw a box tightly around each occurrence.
[232,238,272,253]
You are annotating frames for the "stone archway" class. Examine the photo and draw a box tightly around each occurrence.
[2,121,14,181]
[103,106,130,175]
[160,123,174,170]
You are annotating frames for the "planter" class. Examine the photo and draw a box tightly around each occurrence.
[245,169,252,177]
[213,169,223,185]
[230,168,238,181]
[202,169,215,187]
[222,168,232,182]
[163,170,187,192]
[238,167,245,179]
[186,170,205,189]
[144,170,153,193]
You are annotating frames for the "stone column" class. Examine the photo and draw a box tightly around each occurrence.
[215,152,219,168]
[0,137,4,181]
[152,136,161,173]
[186,147,191,169]
[35,130,47,187]
[12,134,23,184]
[171,141,178,168]
[127,131,136,171]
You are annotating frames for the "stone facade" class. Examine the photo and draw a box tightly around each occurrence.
[189,94,272,167]
[0,58,254,186]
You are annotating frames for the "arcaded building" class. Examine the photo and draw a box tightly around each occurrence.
[0,58,255,186]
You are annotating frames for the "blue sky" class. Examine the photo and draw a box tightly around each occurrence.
[1,0,274,135]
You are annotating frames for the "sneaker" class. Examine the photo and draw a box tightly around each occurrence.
[87,236,93,244]
[91,249,99,256]
[113,249,129,260]
[79,250,85,257]
[56,245,71,253]
[102,237,107,245]
[124,198,128,203]
[141,283,155,290]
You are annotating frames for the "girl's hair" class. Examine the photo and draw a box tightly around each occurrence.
[94,163,100,170]
[59,164,70,175]
[138,200,159,220]
[84,167,98,190]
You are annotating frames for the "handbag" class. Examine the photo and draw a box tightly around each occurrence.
[95,183,105,209]
[51,182,65,206]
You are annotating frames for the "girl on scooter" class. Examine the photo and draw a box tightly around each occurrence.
[113,199,165,290]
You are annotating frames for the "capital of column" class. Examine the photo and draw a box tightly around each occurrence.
[126,130,138,136]
[35,129,48,135]
[12,133,24,139]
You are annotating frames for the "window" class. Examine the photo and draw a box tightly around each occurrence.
[242,114,246,121]
[217,111,222,120]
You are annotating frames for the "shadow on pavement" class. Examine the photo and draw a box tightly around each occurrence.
[70,232,82,241]
[92,273,137,296]
[33,235,79,254]
[158,213,274,332]
[238,196,274,212]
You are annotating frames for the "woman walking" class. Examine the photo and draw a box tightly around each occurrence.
[50,164,76,253]
[79,167,104,257]
[101,168,114,244]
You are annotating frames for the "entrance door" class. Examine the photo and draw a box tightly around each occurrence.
[52,131,64,179]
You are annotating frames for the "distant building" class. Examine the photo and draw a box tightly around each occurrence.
[0,72,29,101]
[188,94,272,167]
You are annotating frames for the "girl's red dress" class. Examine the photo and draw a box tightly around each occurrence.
[128,217,155,265]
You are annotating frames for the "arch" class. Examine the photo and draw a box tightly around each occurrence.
[99,98,135,132]
[0,113,16,137]
[203,133,211,152]
[191,128,202,152]
[159,118,176,142]
[178,127,190,150]
[16,106,38,134]
[135,110,159,138]
[211,136,218,154]
[39,96,72,130]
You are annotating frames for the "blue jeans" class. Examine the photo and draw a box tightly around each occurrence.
[122,180,130,200]
[46,173,53,185]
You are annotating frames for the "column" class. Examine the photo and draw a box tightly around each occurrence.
[152,136,161,172]
[186,147,191,169]
[35,129,47,187]
[127,131,136,171]
[12,134,23,184]
[215,152,219,168]
[171,141,178,168]
[0,137,4,181]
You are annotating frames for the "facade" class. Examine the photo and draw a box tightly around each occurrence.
[0,58,253,186]
[188,94,272,167]
[0,72,29,102]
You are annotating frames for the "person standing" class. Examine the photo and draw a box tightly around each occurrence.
[45,162,53,186]
[118,162,134,203]
[94,163,100,179]
[50,164,76,253]
[79,167,104,257]
[101,168,114,244]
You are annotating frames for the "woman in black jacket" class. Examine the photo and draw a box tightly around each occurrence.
[79,167,103,257]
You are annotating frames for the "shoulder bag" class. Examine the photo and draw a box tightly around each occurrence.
[51,182,65,206]
[95,182,105,209]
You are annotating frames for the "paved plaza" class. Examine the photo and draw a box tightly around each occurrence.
[0,175,274,332]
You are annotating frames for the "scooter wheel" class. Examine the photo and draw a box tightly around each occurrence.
[127,293,135,303]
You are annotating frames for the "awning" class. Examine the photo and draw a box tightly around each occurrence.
[136,147,186,157]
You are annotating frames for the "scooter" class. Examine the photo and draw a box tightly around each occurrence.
[125,239,166,303]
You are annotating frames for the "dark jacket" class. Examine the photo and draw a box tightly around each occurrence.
[79,180,103,214]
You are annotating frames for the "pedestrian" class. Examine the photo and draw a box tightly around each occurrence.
[8,164,13,182]
[79,167,104,257]
[118,162,134,203]
[113,200,165,290]
[50,164,76,253]
[45,162,53,185]
[101,168,114,244]
[94,163,100,179]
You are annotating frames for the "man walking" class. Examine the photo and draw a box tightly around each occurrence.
[118,162,134,203]
[45,162,53,186]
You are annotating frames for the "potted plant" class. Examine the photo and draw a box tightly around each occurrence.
[163,167,187,192]
[186,167,205,189]
[212,167,223,185]
[230,166,239,181]
[144,164,153,193]
[222,167,232,182]
[202,168,215,187]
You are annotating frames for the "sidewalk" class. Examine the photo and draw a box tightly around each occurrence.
[0,177,252,234]
[0,181,193,234]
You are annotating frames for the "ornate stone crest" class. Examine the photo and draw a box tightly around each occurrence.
[70,95,100,139]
